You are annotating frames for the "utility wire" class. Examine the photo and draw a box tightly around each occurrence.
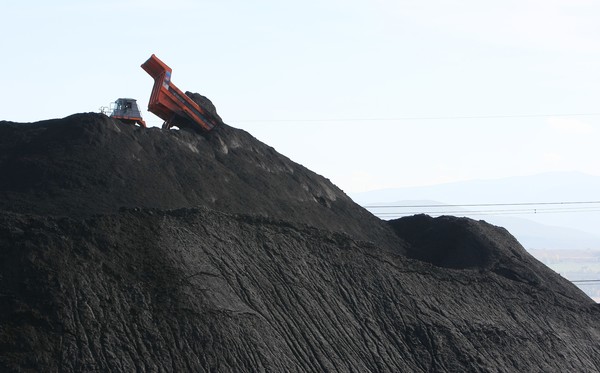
[368,202,600,217]
[142,111,600,125]
[373,212,600,218]
[373,207,600,214]
[571,280,600,284]
[363,201,600,209]
[366,201,600,217]
[372,209,600,217]
[231,112,600,123]
[374,208,600,215]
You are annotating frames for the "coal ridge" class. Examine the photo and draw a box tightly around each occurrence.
[0,111,402,253]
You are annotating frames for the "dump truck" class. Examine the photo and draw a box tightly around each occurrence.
[141,54,221,132]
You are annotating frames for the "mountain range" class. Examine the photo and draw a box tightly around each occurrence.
[350,172,600,250]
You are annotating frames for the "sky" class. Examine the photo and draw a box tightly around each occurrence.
[2,0,600,193]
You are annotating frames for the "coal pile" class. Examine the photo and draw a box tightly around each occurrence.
[1,99,599,372]
[0,111,401,252]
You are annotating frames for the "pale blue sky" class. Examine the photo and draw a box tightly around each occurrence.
[3,0,600,192]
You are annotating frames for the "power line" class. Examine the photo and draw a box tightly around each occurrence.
[231,112,600,123]
[373,210,600,218]
[374,207,600,214]
[363,201,600,209]
[144,113,600,127]
[374,208,600,216]
[365,201,600,217]
[571,280,600,284]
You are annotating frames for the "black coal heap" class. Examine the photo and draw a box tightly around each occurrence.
[0,96,598,372]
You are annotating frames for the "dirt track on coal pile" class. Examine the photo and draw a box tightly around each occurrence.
[1,105,600,372]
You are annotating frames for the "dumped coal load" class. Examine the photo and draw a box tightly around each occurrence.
[1,103,599,372]
[0,111,402,252]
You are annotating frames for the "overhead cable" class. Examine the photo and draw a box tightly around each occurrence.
[363,201,600,209]
[232,112,600,123]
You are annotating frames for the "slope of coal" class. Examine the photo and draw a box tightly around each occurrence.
[1,107,599,372]
[0,111,401,252]
[1,209,599,372]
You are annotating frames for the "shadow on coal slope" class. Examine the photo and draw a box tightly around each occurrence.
[0,108,403,253]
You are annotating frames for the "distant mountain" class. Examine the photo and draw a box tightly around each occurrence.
[351,172,600,208]
[364,200,600,250]
[484,215,600,250]
[350,172,600,249]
